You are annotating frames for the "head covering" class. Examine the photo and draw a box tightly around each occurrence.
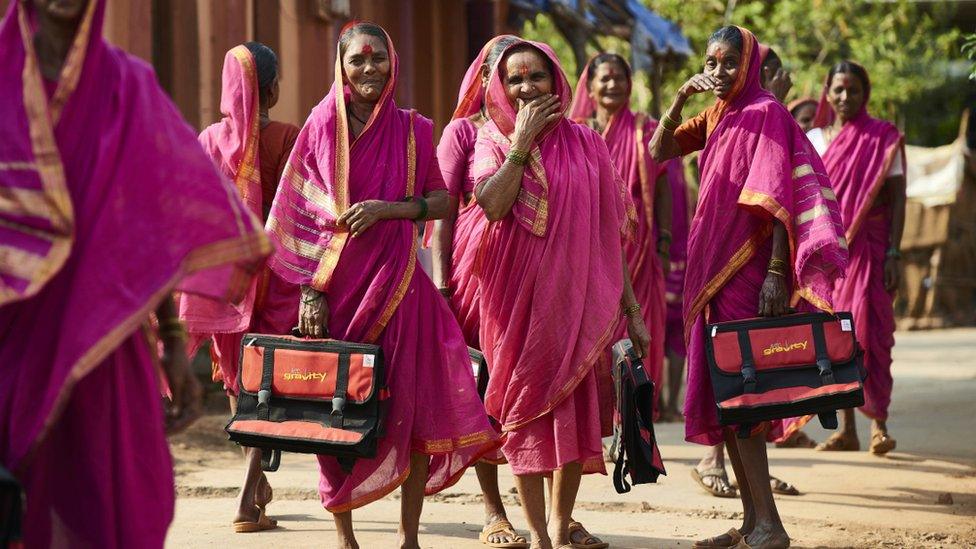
[758,43,771,65]
[0,0,268,469]
[266,22,400,292]
[568,52,629,122]
[788,97,817,116]
[452,34,519,120]
[812,61,870,129]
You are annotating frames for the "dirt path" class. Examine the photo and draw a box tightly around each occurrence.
[166,329,976,548]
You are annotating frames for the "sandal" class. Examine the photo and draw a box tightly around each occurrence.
[479,519,529,549]
[815,432,860,452]
[691,467,738,498]
[568,521,609,549]
[694,528,742,548]
[769,476,800,496]
[233,508,278,533]
[775,430,817,448]
[870,430,896,455]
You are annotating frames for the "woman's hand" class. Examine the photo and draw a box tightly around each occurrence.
[884,257,900,292]
[767,68,793,103]
[512,94,562,149]
[627,313,651,359]
[298,286,329,338]
[161,336,203,435]
[758,273,789,317]
[337,200,388,237]
[678,73,721,99]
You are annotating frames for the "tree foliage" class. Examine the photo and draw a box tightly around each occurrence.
[520,0,965,146]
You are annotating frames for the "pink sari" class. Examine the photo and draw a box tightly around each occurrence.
[813,67,903,421]
[570,56,669,426]
[265,28,499,512]
[180,46,299,395]
[0,1,269,546]
[665,161,690,358]
[472,40,630,475]
[674,27,848,445]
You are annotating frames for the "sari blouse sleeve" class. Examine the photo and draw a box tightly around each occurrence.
[422,152,447,195]
[437,118,476,197]
[673,109,710,155]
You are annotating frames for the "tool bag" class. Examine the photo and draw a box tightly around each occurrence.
[468,347,489,400]
[704,311,865,434]
[0,466,22,548]
[610,340,666,494]
[225,333,387,472]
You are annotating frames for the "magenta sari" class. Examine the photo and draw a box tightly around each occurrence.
[674,27,848,445]
[472,40,630,475]
[665,161,690,358]
[0,1,269,546]
[180,46,299,394]
[570,56,669,426]
[813,67,904,421]
[265,28,499,512]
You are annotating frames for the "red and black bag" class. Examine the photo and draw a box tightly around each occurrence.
[610,340,666,494]
[225,333,387,472]
[704,311,865,433]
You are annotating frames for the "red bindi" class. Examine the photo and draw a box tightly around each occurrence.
[608,68,619,78]
[519,64,529,76]
[361,44,373,55]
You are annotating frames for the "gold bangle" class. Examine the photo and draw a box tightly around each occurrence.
[767,268,786,278]
[768,258,787,269]
[507,149,530,166]
[661,113,681,132]
[623,303,641,317]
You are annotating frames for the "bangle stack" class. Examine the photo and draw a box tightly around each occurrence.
[507,149,530,166]
[623,303,641,318]
[402,196,428,221]
[767,258,788,278]
[661,113,681,132]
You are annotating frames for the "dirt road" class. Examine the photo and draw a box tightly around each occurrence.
[166,328,976,548]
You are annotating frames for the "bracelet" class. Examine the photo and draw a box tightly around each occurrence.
[767,258,788,270]
[657,229,673,243]
[402,196,428,221]
[661,113,681,132]
[767,268,786,278]
[623,303,641,317]
[507,149,530,166]
[885,247,901,259]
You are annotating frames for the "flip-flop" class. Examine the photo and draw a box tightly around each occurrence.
[479,519,530,549]
[769,476,800,496]
[693,528,742,548]
[691,467,738,498]
[233,509,278,533]
[568,521,609,549]
[870,431,896,455]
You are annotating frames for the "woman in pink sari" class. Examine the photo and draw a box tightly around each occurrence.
[808,61,905,455]
[473,38,650,549]
[431,35,532,549]
[265,22,499,548]
[569,53,673,429]
[0,0,269,547]
[650,26,848,548]
[788,98,818,133]
[179,42,300,532]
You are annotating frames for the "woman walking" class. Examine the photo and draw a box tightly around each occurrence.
[473,38,650,549]
[809,61,905,455]
[179,41,301,532]
[0,1,269,546]
[265,22,499,548]
[650,26,848,548]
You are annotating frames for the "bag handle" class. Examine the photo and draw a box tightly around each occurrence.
[737,330,757,394]
[330,351,351,429]
[811,321,835,385]
[257,347,275,421]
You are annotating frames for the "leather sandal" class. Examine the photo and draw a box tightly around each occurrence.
[694,528,743,548]
[479,519,529,548]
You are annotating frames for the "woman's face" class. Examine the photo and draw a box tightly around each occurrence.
[588,60,630,112]
[501,48,554,106]
[703,41,741,100]
[792,103,817,133]
[826,72,865,123]
[760,57,781,90]
[33,0,88,22]
[342,34,391,104]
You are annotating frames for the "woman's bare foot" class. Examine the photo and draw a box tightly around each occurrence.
[254,474,273,509]
[774,430,817,448]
